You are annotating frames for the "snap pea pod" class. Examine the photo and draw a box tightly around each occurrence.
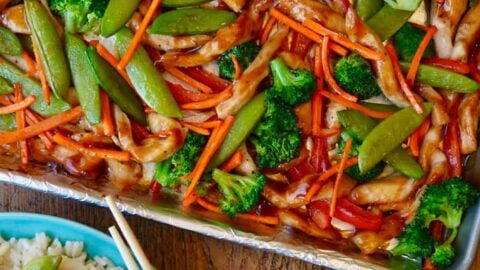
[86,47,147,125]
[0,76,13,94]
[65,34,101,125]
[366,5,413,41]
[25,0,71,99]
[400,62,480,93]
[162,0,211,7]
[23,255,62,270]
[0,26,22,56]
[338,110,424,179]
[101,0,140,37]
[355,0,383,21]
[0,57,71,116]
[0,114,16,131]
[114,28,182,118]
[209,93,266,169]
[358,103,433,174]
[359,102,399,112]
[148,8,236,35]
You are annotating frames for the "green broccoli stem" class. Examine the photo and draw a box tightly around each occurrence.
[269,58,291,88]
[64,11,78,33]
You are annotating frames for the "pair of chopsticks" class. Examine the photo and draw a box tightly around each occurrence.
[105,195,155,270]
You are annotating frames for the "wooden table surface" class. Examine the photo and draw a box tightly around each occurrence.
[1,182,479,270]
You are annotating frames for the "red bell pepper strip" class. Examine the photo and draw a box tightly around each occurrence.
[286,161,316,182]
[290,32,313,60]
[183,67,230,92]
[423,57,470,74]
[444,96,462,178]
[309,199,331,229]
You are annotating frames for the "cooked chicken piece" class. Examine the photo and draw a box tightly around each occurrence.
[426,149,449,184]
[235,143,258,176]
[276,0,346,33]
[352,215,404,254]
[106,159,142,190]
[216,24,288,118]
[430,0,468,58]
[262,174,318,208]
[1,4,29,34]
[278,51,310,70]
[419,126,442,171]
[349,174,416,205]
[313,175,357,201]
[128,12,212,52]
[161,0,272,67]
[223,0,247,12]
[451,1,480,61]
[113,106,185,163]
[345,7,410,108]
[417,85,450,127]
[458,93,479,154]
[278,210,339,239]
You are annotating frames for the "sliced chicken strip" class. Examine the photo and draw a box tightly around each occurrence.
[419,126,442,171]
[458,93,479,154]
[425,149,449,184]
[417,85,450,127]
[451,1,480,61]
[349,174,416,205]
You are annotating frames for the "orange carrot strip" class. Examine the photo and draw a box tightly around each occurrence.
[182,122,211,136]
[52,133,131,161]
[196,197,279,225]
[231,56,242,80]
[261,16,276,44]
[0,106,83,144]
[406,26,437,86]
[96,44,133,87]
[183,116,235,205]
[320,91,392,119]
[269,8,348,56]
[100,91,114,136]
[164,66,213,94]
[14,84,28,165]
[190,120,222,129]
[117,0,161,70]
[220,150,243,172]
[23,50,37,76]
[304,157,359,202]
[180,85,233,110]
[386,43,424,114]
[314,45,323,79]
[321,36,358,102]
[31,39,50,105]
[410,118,431,157]
[304,19,384,61]
[317,127,341,137]
[0,95,35,115]
[329,138,352,216]
[311,90,322,136]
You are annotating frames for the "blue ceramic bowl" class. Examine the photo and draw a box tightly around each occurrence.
[0,212,125,267]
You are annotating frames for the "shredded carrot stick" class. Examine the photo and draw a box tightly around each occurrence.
[406,26,437,86]
[0,95,35,115]
[304,157,359,202]
[117,0,161,70]
[180,85,233,110]
[183,116,235,206]
[164,66,212,94]
[304,19,384,61]
[100,91,114,136]
[231,56,242,80]
[386,43,424,114]
[314,45,323,79]
[320,91,392,119]
[188,120,222,129]
[0,106,83,144]
[52,133,131,161]
[23,50,37,76]
[261,16,276,44]
[269,8,348,56]
[196,197,279,225]
[329,138,352,216]
[181,122,211,135]
[317,128,341,137]
[410,118,431,157]
[31,39,50,105]
[311,90,322,136]
[220,150,243,172]
[14,84,28,165]
[96,44,133,87]
[321,36,358,102]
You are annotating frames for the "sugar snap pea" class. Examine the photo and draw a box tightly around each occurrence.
[358,103,432,174]
[355,0,383,21]
[400,62,480,93]
[0,26,22,56]
[23,255,62,270]
[209,93,266,169]
[0,113,16,131]
[148,8,236,35]
[86,47,146,125]
[65,34,101,125]
[101,0,140,37]
[0,56,71,116]
[25,0,71,99]
[366,5,413,41]
[162,0,211,8]
[0,76,13,95]
[114,28,182,118]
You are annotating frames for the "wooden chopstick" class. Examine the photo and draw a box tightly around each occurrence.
[108,226,140,270]
[105,195,154,270]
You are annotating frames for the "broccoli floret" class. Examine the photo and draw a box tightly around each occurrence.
[431,241,456,267]
[155,133,207,188]
[393,23,436,62]
[334,53,382,100]
[212,168,266,217]
[391,219,434,257]
[49,0,108,33]
[268,58,316,107]
[217,41,260,81]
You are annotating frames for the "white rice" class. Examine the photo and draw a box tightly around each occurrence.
[0,233,124,270]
